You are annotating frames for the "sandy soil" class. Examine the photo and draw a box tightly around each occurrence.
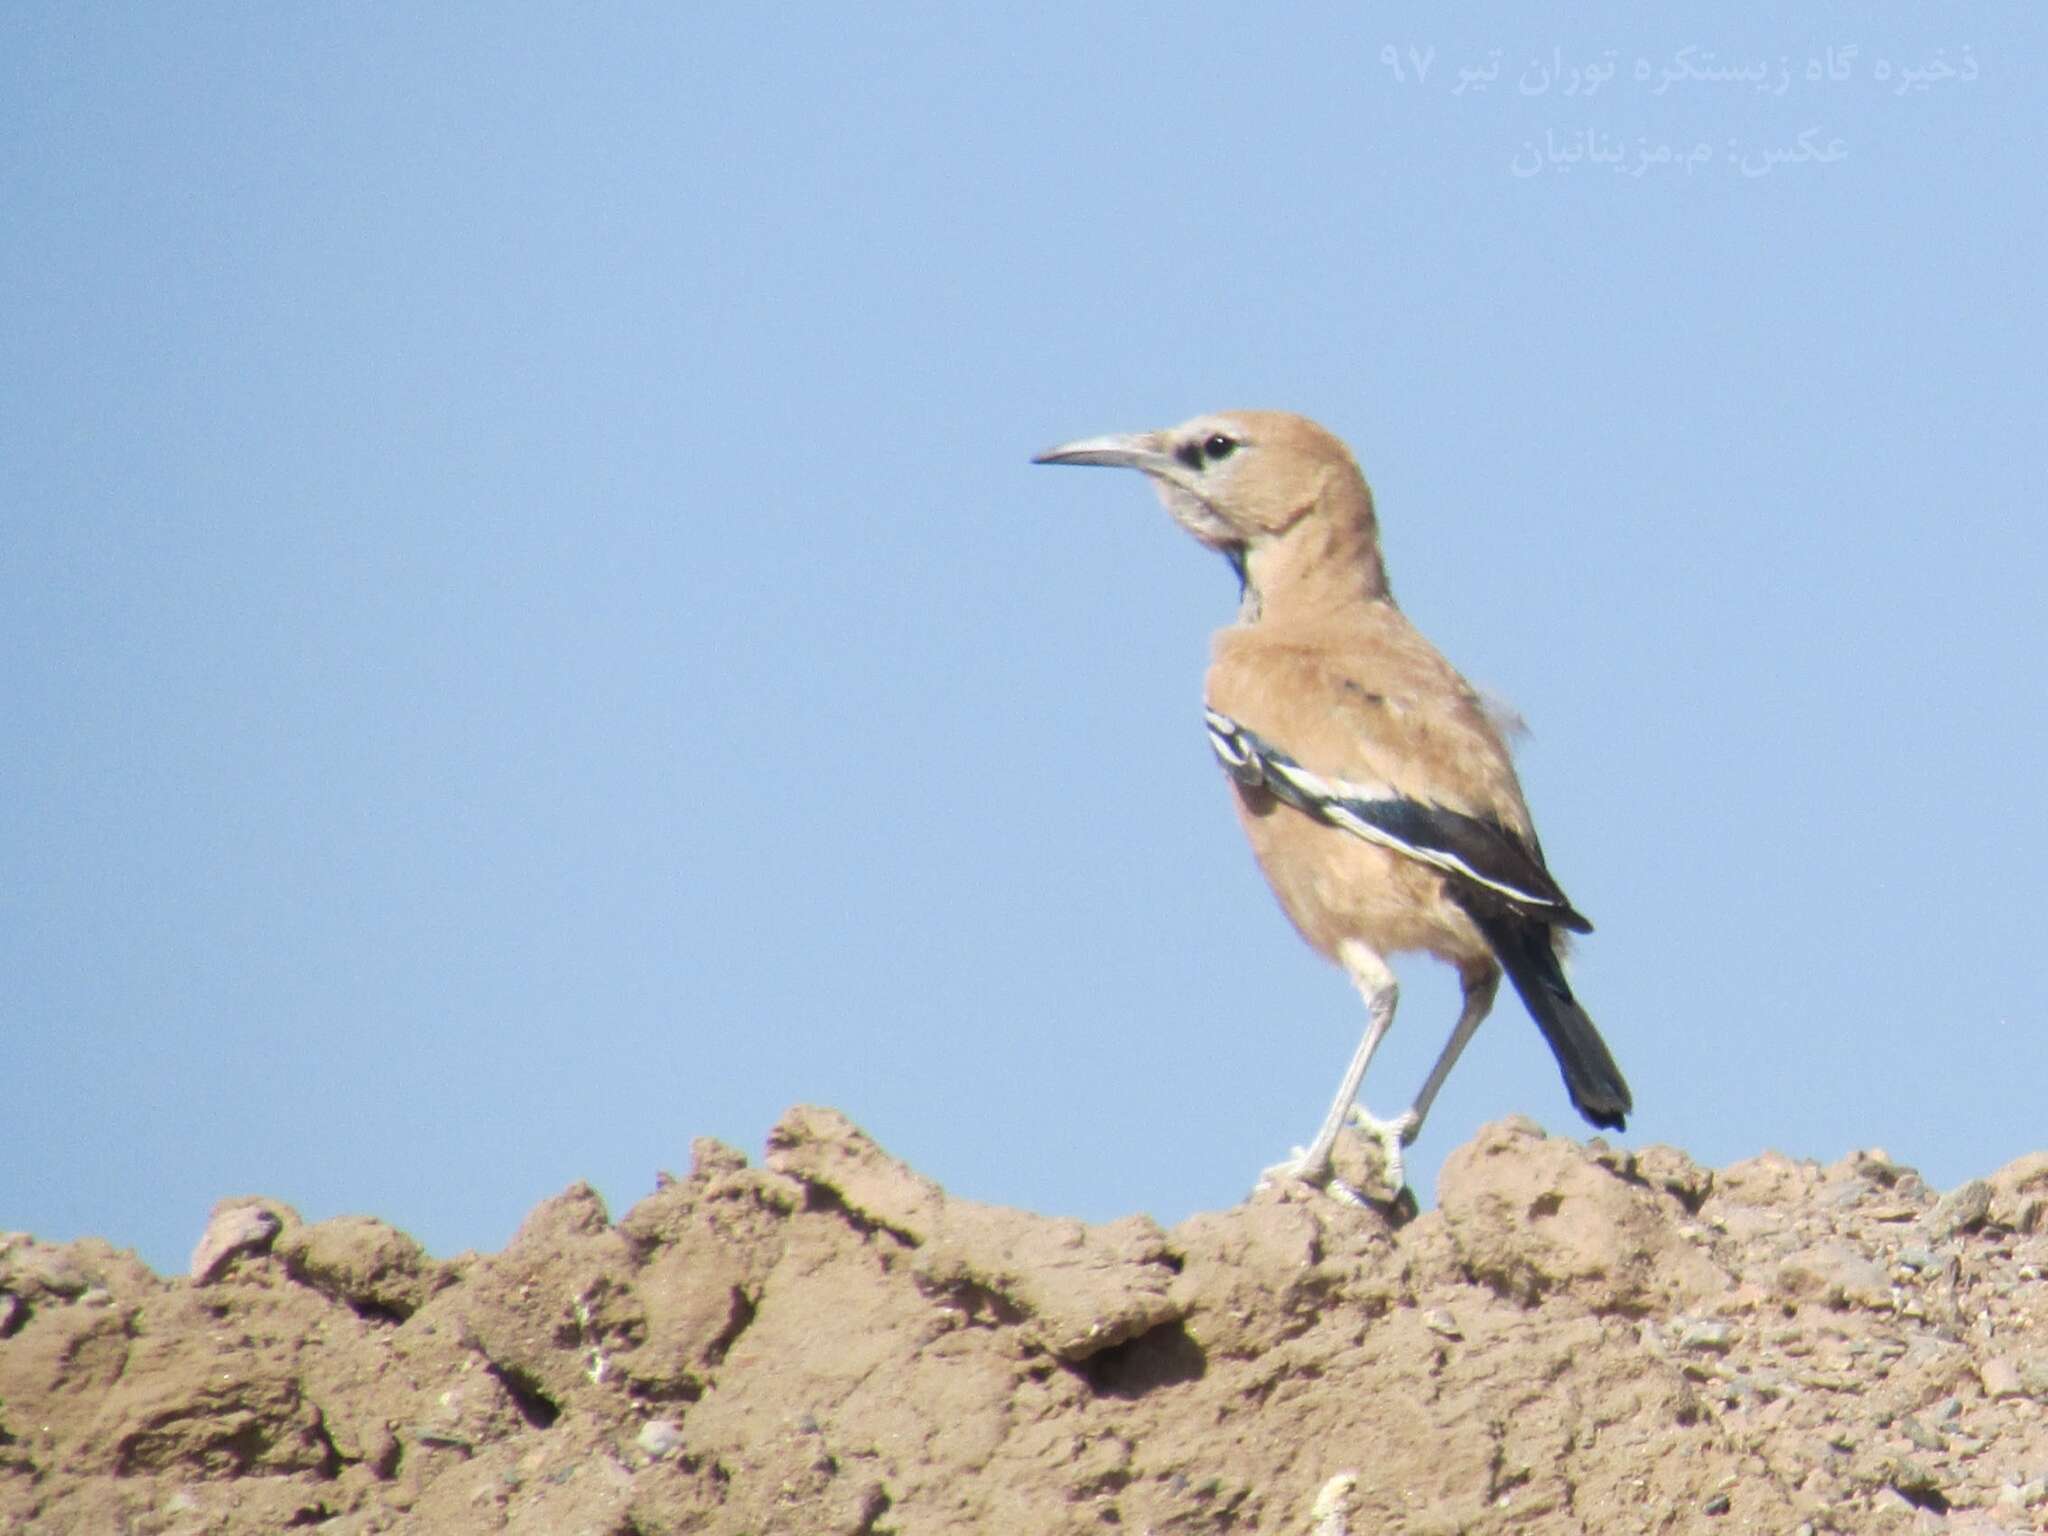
[4,1107,2047,1533]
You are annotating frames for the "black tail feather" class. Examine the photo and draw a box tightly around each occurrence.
[1467,908,1632,1132]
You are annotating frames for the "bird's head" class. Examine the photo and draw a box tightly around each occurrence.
[1033,410,1387,611]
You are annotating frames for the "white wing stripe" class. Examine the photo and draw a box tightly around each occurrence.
[1203,709,1569,914]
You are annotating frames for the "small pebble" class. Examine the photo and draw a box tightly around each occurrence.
[1898,1415,1944,1453]
[1928,1180,1993,1240]
[636,1419,684,1459]
[1980,1358,2026,1399]
[1678,1319,1738,1353]
[1310,1472,1358,1536]
[1886,1456,1942,1500]
[188,1202,284,1285]
[1777,1242,1894,1311]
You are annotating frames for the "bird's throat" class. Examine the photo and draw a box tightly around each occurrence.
[1222,542,1263,621]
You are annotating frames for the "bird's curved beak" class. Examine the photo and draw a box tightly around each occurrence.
[1031,431,1177,476]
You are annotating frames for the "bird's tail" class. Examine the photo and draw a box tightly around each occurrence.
[1471,909,1632,1132]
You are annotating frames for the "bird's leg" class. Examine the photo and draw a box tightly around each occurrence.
[1368,962,1501,1153]
[1264,942,1400,1202]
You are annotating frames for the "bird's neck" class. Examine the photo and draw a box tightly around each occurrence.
[1238,516,1391,624]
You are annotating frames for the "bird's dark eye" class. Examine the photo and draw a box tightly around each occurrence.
[1203,433,1237,463]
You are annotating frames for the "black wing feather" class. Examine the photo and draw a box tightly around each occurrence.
[1202,709,1592,932]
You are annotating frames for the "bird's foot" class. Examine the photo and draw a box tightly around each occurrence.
[1258,1148,1374,1208]
[1342,1105,1420,1194]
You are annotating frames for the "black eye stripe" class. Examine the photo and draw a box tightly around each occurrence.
[1176,432,1240,470]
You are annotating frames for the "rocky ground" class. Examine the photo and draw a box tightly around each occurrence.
[3,1108,2047,1535]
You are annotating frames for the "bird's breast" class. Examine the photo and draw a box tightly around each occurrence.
[1225,779,1493,968]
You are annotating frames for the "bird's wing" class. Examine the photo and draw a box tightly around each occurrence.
[1204,707,1592,932]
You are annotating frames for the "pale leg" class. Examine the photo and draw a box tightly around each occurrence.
[1264,942,1400,1200]
[1389,963,1501,1146]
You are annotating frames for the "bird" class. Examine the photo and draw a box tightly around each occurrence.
[1032,410,1630,1200]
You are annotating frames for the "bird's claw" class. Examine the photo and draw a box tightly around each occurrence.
[1341,1106,1421,1195]
[1259,1144,1391,1208]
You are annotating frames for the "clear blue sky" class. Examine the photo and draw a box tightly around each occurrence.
[6,6,2042,1275]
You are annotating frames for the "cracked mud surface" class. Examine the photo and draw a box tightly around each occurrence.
[4,1108,2047,1533]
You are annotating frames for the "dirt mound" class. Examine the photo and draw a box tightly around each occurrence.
[4,1109,2047,1534]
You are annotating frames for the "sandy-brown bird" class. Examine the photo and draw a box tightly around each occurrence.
[1033,410,1630,1198]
